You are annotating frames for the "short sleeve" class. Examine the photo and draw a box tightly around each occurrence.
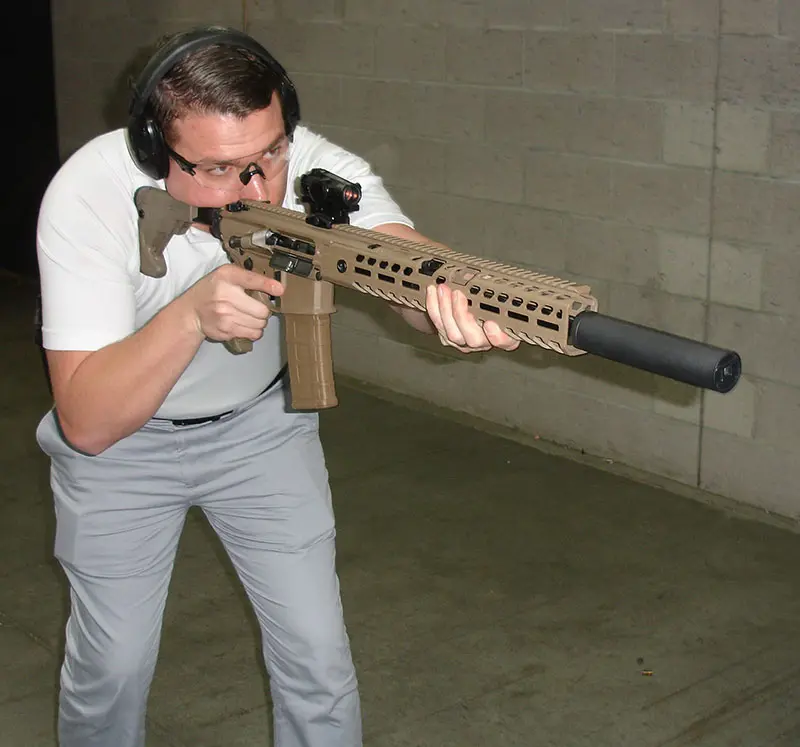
[288,129,415,231]
[36,147,139,352]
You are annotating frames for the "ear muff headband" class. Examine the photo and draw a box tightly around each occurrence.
[126,26,299,180]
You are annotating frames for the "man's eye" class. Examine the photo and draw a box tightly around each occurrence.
[203,165,233,177]
[265,141,287,158]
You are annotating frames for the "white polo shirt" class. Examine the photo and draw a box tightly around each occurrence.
[36,125,413,419]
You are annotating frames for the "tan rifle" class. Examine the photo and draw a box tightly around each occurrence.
[134,169,741,410]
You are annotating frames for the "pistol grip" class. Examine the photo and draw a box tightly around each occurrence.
[224,338,253,354]
[223,289,277,355]
[284,313,337,410]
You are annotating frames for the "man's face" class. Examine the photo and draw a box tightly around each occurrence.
[164,100,289,209]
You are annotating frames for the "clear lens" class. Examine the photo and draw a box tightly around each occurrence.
[180,137,290,191]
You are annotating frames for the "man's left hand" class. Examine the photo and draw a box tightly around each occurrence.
[425,283,520,353]
[371,222,520,354]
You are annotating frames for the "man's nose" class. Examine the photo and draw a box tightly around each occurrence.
[241,172,269,201]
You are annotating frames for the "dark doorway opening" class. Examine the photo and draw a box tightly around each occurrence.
[6,0,61,279]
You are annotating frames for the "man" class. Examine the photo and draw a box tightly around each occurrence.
[36,26,518,747]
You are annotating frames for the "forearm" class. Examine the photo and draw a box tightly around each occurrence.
[51,294,204,454]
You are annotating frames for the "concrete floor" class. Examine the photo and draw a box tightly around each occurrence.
[1,273,799,747]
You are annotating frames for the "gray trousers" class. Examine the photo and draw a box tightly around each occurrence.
[35,382,361,747]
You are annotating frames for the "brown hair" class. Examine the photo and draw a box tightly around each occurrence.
[148,42,285,143]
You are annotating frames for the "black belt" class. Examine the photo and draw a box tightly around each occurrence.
[161,365,288,427]
[169,412,230,427]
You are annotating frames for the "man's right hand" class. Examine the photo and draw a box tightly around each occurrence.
[183,264,284,343]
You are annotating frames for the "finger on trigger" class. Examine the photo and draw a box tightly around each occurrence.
[261,274,284,296]
[236,265,282,296]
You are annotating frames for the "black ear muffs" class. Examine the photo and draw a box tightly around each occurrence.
[127,112,171,181]
[126,26,300,180]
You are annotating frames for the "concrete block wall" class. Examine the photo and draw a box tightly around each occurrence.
[50,0,245,157]
[48,0,800,520]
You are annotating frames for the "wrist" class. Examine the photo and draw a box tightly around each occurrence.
[171,292,206,346]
